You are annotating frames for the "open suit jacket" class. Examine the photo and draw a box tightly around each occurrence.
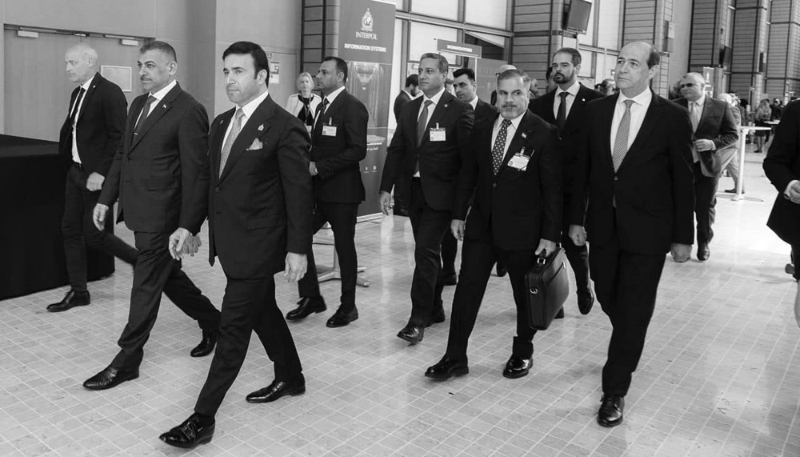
[529,84,604,195]
[455,111,562,250]
[675,97,738,177]
[99,82,208,235]
[59,73,127,176]
[380,91,474,210]
[207,94,313,279]
[311,89,368,203]
[393,90,413,123]
[764,101,800,245]
[571,91,695,254]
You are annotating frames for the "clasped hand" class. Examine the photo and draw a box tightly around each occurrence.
[168,228,201,260]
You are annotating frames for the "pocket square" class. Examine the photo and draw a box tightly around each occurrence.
[248,138,263,150]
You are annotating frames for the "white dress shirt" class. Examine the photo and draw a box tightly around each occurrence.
[222,89,270,147]
[689,95,706,162]
[553,81,581,120]
[490,111,525,159]
[314,85,346,127]
[417,87,445,130]
[469,96,478,111]
[71,74,96,164]
[609,88,653,153]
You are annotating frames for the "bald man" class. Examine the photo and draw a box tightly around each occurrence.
[48,44,136,313]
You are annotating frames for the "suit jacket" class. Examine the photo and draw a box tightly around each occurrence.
[380,91,474,211]
[764,100,800,245]
[99,82,209,234]
[472,98,498,124]
[675,97,738,177]
[529,84,604,195]
[207,94,313,279]
[58,73,127,176]
[455,111,562,251]
[311,89,368,203]
[393,90,412,123]
[571,91,695,254]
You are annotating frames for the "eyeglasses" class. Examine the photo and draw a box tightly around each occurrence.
[679,83,699,88]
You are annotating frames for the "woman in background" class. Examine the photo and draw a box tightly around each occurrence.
[285,72,321,134]
[754,99,773,152]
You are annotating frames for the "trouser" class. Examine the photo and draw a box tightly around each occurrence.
[693,162,719,244]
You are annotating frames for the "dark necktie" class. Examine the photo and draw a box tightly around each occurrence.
[69,87,86,126]
[492,119,512,175]
[219,108,245,177]
[612,100,635,171]
[417,100,433,145]
[133,95,158,137]
[313,98,329,137]
[556,92,569,131]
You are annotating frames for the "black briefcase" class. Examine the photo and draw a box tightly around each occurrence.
[524,247,570,330]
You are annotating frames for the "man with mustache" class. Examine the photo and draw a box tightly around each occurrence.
[379,53,474,344]
[425,68,561,381]
[529,47,604,318]
[83,41,221,391]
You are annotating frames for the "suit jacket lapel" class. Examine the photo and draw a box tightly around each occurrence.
[563,86,589,131]
[618,92,662,172]
[407,96,423,148]
[420,93,453,147]
[76,75,101,123]
[498,112,532,173]
[131,83,181,150]
[211,109,235,180]
[218,95,276,184]
[313,90,346,143]
[600,95,617,171]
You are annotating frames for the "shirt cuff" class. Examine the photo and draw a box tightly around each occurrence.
[785,180,798,199]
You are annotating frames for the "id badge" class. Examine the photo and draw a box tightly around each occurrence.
[322,125,337,136]
[508,153,530,171]
[430,123,446,142]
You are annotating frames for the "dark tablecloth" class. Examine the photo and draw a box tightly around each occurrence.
[0,134,115,301]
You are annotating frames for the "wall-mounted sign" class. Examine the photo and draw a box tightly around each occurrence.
[436,39,482,59]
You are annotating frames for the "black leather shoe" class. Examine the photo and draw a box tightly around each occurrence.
[426,309,446,327]
[425,356,469,380]
[47,290,90,312]
[502,355,532,379]
[159,413,215,449]
[246,380,306,403]
[698,243,710,261]
[555,308,565,319]
[577,288,594,315]
[597,395,625,427]
[724,188,744,194]
[190,330,217,357]
[496,264,508,278]
[397,324,424,344]
[83,366,139,390]
[286,296,326,321]
[442,273,457,286]
[326,306,358,328]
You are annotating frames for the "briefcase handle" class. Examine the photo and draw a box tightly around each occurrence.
[536,249,549,266]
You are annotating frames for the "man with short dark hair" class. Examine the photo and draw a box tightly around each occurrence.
[570,42,694,427]
[394,74,419,122]
[529,47,604,317]
[83,41,221,391]
[379,52,474,344]
[160,41,313,449]
[285,56,368,327]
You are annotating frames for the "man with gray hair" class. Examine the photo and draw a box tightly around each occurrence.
[47,43,136,313]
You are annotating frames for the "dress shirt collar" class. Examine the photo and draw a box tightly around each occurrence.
[494,111,525,131]
[555,81,580,99]
[322,86,346,106]
[618,87,652,109]
[423,87,446,106]
[149,79,178,102]
[236,89,270,121]
[79,74,95,92]
[469,96,478,110]
[693,94,706,109]
[402,89,418,99]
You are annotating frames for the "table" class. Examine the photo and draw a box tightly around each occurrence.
[0,135,115,301]
[732,126,772,201]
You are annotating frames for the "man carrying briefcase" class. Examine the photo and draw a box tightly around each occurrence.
[424,69,562,381]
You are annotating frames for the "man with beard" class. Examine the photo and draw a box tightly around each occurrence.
[529,47,604,317]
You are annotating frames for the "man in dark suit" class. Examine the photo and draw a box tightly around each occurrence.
[379,52,474,344]
[47,44,137,313]
[569,42,694,427]
[764,100,800,326]
[425,69,561,381]
[393,74,419,123]
[159,41,312,450]
[529,47,604,318]
[84,41,221,391]
[675,73,738,261]
[285,56,368,327]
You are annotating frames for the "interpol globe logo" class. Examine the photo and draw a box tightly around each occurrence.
[362,8,374,32]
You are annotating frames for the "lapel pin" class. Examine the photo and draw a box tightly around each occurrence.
[581,98,585,102]
[162,104,167,109]
[444,104,448,108]
[522,132,527,138]
[258,124,264,131]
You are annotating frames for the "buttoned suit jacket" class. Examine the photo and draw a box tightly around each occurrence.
[455,111,562,251]
[380,91,474,211]
[528,84,604,195]
[675,97,738,177]
[311,89,368,203]
[207,94,313,279]
[59,73,127,176]
[99,82,208,235]
[764,101,800,245]
[571,91,695,255]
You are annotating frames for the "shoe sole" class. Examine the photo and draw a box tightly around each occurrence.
[161,434,213,449]
[326,315,359,328]
[46,302,90,313]
[425,367,469,380]
[502,370,530,379]
[597,417,623,428]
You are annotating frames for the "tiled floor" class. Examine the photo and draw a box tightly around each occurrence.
[3,142,800,457]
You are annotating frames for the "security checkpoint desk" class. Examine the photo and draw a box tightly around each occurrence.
[0,134,115,301]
